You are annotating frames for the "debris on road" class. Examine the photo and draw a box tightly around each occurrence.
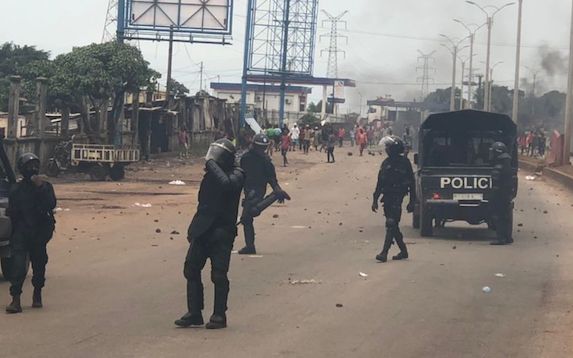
[54,207,71,212]
[170,230,180,235]
[336,303,344,308]
[482,286,492,293]
[249,255,264,258]
[155,228,161,233]
[290,279,319,285]
[169,180,186,185]
[359,272,368,278]
[495,273,506,278]
[134,203,152,208]
[291,226,306,229]
[273,214,279,219]
[525,175,536,181]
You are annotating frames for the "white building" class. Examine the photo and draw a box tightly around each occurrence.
[210,82,311,114]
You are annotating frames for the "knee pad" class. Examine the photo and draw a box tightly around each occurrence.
[385,218,398,229]
[183,264,201,281]
[211,269,228,285]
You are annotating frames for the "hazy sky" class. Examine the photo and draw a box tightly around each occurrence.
[1,0,571,113]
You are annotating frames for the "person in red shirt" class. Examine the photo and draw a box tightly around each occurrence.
[338,127,346,147]
[280,130,291,167]
[357,128,368,156]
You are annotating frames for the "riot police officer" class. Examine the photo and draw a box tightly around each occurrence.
[238,133,290,255]
[6,153,57,314]
[490,142,514,246]
[372,136,416,262]
[175,139,245,329]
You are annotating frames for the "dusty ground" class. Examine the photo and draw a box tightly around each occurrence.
[0,146,572,358]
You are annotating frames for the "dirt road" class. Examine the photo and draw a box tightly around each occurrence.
[1,148,572,358]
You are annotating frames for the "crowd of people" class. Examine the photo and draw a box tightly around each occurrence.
[518,130,547,158]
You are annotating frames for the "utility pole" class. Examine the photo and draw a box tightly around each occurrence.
[563,0,573,164]
[240,0,256,127]
[454,19,486,109]
[199,61,204,91]
[441,35,468,112]
[320,10,348,118]
[278,0,291,128]
[417,50,436,102]
[467,1,515,112]
[166,26,174,95]
[512,0,524,124]
[459,58,467,110]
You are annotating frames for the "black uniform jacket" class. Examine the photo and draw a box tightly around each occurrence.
[7,179,57,247]
[240,149,278,197]
[188,162,245,240]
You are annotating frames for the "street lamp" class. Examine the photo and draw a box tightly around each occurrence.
[512,0,524,124]
[563,0,573,164]
[466,1,515,112]
[441,34,469,111]
[523,65,541,97]
[457,53,478,110]
[454,19,487,109]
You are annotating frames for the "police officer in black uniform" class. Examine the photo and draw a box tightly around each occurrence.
[238,133,290,255]
[490,142,515,246]
[6,153,57,314]
[372,136,416,263]
[175,139,245,329]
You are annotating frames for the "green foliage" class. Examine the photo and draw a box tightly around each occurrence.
[168,78,190,97]
[299,113,320,128]
[0,43,50,111]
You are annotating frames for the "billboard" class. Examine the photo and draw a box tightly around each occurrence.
[124,0,233,36]
[247,0,318,76]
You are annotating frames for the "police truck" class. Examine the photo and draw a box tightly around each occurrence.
[412,110,518,237]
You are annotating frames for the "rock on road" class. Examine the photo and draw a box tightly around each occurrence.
[0,151,572,358]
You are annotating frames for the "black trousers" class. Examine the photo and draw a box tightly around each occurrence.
[327,148,335,162]
[184,226,235,316]
[9,242,48,296]
[381,195,408,254]
[493,201,513,242]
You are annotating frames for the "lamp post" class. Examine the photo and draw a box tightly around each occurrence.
[466,1,515,112]
[483,61,504,112]
[563,0,573,164]
[441,35,469,111]
[512,0,524,124]
[454,19,487,109]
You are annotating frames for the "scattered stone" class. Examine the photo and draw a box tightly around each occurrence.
[170,237,174,240]
[171,230,180,235]
[339,222,343,226]
[543,210,548,214]
[517,223,523,227]
[347,152,353,156]
[74,228,78,231]
[155,228,161,233]
[452,246,457,250]
[273,214,279,219]
[154,219,159,222]
[152,244,159,247]
[336,303,343,308]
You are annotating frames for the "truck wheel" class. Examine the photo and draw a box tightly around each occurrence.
[420,204,433,237]
[89,164,108,181]
[109,164,125,181]
[412,203,420,229]
[46,160,60,177]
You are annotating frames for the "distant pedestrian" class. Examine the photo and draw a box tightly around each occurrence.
[349,128,356,147]
[327,132,336,163]
[178,127,190,158]
[280,130,291,167]
[337,127,346,147]
[538,132,546,157]
[357,128,368,156]
[314,127,321,151]
[290,124,300,152]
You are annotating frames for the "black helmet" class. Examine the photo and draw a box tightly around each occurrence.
[17,153,40,179]
[490,142,508,161]
[381,136,405,157]
[205,139,236,169]
[253,133,270,148]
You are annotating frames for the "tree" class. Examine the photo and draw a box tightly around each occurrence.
[50,42,160,143]
[0,42,50,111]
[168,78,190,97]
[308,100,333,114]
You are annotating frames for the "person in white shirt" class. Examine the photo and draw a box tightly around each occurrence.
[290,124,300,152]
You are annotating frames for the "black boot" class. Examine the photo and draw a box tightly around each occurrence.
[490,240,510,246]
[240,221,256,255]
[393,232,409,260]
[6,295,22,314]
[175,312,204,328]
[32,288,43,308]
[205,314,227,329]
[392,252,409,260]
[376,252,388,262]
[238,246,256,255]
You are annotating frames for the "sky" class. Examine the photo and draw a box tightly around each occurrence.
[1,0,572,114]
